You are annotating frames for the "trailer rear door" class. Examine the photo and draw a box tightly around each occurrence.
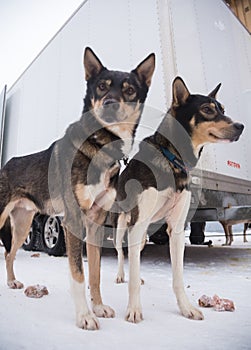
[0,85,7,168]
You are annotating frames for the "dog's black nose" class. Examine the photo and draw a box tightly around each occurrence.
[234,123,244,132]
[103,99,119,110]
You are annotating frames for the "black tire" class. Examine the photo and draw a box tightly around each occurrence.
[40,216,66,256]
[22,225,37,251]
[148,223,169,245]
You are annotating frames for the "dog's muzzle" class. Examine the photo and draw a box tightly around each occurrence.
[232,122,244,141]
[103,98,120,109]
[101,98,121,123]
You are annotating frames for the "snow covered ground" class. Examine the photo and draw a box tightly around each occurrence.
[0,231,250,350]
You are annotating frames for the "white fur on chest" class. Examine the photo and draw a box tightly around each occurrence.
[108,125,132,157]
[75,163,119,211]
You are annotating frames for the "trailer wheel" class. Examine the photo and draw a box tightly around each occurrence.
[149,223,169,245]
[22,226,37,251]
[41,216,66,256]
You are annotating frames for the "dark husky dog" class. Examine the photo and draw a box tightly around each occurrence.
[0,47,155,329]
[114,77,244,323]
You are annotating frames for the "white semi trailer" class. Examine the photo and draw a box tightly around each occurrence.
[0,0,250,254]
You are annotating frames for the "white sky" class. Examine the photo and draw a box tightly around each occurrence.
[0,0,84,90]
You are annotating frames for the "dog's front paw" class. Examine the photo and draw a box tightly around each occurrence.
[180,303,204,320]
[93,304,115,318]
[125,306,143,323]
[76,312,100,330]
[8,280,24,289]
[115,274,125,284]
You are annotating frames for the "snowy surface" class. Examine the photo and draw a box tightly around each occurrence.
[0,232,250,350]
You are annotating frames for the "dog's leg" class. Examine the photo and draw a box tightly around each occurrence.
[168,190,204,320]
[221,222,230,246]
[125,222,149,323]
[228,225,233,245]
[139,233,147,285]
[114,213,127,283]
[243,223,248,243]
[86,241,115,318]
[64,226,99,330]
[6,208,35,289]
[86,203,115,319]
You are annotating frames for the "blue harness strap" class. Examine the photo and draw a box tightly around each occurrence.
[160,146,191,175]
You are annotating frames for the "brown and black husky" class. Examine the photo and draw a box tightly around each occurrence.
[114,77,244,323]
[0,47,155,329]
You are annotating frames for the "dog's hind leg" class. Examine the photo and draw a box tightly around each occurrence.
[221,222,232,246]
[168,190,204,320]
[86,206,115,319]
[243,223,248,243]
[228,225,233,245]
[64,224,100,330]
[114,213,128,283]
[6,207,36,289]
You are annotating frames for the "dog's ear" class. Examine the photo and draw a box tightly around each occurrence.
[172,77,190,107]
[208,83,221,99]
[132,53,155,87]
[84,47,105,81]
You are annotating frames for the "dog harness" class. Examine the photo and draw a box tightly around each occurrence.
[160,146,193,175]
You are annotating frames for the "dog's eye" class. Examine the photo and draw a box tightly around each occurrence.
[126,87,136,95]
[201,106,214,115]
[98,82,107,91]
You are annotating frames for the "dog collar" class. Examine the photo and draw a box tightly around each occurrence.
[160,146,192,175]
